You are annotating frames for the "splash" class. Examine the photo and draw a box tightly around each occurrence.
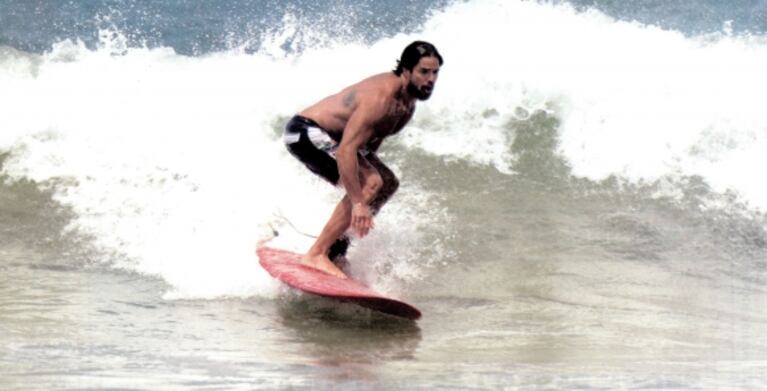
[0,25,448,299]
[2,0,767,299]
[405,0,767,213]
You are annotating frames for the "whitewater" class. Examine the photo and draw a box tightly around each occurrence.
[2,0,767,389]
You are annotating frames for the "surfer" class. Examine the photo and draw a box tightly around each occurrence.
[283,41,443,279]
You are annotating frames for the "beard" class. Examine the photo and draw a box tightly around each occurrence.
[407,81,432,101]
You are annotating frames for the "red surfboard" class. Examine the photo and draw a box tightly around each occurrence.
[257,245,421,320]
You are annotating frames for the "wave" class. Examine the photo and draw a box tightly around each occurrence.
[409,0,767,209]
[1,0,766,299]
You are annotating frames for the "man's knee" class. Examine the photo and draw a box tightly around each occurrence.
[382,174,399,197]
[362,173,384,200]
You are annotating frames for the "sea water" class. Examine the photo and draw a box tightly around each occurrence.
[2,0,767,389]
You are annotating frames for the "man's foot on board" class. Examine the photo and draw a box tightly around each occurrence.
[302,254,348,279]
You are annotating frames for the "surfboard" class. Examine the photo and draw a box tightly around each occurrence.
[257,245,421,320]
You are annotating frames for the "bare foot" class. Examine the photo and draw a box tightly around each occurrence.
[302,254,348,279]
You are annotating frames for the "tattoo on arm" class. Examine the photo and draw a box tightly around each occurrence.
[343,90,357,108]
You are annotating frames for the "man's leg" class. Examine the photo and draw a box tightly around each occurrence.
[366,154,399,214]
[327,154,399,262]
[302,160,382,278]
[328,236,350,263]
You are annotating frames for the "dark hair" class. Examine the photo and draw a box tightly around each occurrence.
[393,41,443,76]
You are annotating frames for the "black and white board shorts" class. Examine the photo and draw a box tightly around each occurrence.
[283,115,369,185]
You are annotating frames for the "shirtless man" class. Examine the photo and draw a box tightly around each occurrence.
[283,41,443,278]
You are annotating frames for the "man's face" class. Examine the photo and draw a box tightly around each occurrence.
[407,56,440,101]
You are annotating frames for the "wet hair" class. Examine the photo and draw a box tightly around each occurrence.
[393,41,443,76]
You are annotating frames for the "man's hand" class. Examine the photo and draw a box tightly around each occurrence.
[351,202,374,237]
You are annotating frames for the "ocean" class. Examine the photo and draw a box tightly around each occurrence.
[2,0,767,389]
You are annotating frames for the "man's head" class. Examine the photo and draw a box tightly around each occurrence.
[394,41,443,100]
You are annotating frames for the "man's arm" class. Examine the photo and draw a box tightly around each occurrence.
[336,93,387,236]
[336,94,385,202]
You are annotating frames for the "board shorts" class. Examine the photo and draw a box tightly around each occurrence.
[283,115,355,259]
[283,115,369,185]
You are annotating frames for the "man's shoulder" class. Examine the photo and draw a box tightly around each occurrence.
[357,72,398,88]
[357,73,400,101]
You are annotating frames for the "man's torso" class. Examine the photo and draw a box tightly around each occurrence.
[299,73,414,150]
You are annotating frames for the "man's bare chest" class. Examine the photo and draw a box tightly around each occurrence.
[376,103,413,136]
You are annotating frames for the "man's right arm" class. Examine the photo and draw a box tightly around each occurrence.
[336,93,387,236]
[337,94,385,201]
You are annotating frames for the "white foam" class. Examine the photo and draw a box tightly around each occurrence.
[0,28,448,299]
[408,0,767,211]
[3,0,767,298]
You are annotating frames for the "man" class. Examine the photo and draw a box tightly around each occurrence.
[283,41,443,279]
